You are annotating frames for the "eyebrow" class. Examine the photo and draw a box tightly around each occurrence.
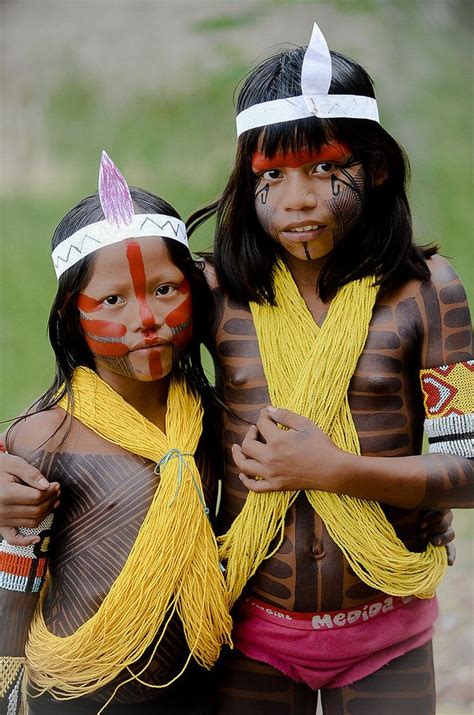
[251,143,351,172]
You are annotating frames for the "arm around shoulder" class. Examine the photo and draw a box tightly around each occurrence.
[0,409,63,540]
[0,410,62,712]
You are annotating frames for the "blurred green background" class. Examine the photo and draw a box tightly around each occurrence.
[0,2,473,711]
[1,0,472,418]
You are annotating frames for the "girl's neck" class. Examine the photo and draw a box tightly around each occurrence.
[282,252,331,326]
[283,252,327,291]
[95,367,171,433]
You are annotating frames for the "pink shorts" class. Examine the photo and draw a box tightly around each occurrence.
[232,593,438,690]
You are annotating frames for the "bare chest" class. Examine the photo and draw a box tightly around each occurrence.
[214,294,425,610]
[215,296,424,457]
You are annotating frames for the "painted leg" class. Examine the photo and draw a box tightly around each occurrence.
[215,648,318,715]
[321,641,435,715]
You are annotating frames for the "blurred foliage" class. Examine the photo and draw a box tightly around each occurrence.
[1,0,472,419]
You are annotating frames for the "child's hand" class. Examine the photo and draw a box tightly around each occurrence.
[0,452,60,545]
[419,509,456,566]
[232,406,344,493]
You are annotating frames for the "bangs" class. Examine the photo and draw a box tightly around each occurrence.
[242,117,343,162]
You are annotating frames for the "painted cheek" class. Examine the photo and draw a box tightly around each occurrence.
[77,294,103,313]
[325,166,366,242]
[137,279,194,379]
[165,291,193,348]
[126,241,156,330]
[255,199,278,240]
[78,293,129,357]
[80,317,129,357]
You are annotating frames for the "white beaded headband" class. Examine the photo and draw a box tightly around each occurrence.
[52,151,188,279]
[235,22,379,137]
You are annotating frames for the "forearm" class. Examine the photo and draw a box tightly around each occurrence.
[0,518,51,653]
[335,451,474,509]
[0,590,39,654]
[0,590,39,715]
[0,513,51,714]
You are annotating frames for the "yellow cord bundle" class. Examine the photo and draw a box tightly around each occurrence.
[218,259,447,606]
[26,367,232,703]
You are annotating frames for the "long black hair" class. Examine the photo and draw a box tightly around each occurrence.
[6,189,221,471]
[188,47,437,303]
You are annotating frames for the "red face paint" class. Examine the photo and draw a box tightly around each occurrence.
[79,317,128,357]
[126,241,156,331]
[251,143,351,172]
[78,292,129,357]
[146,348,163,380]
[76,294,103,313]
[165,280,193,349]
[125,240,164,379]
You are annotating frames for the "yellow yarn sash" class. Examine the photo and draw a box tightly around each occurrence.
[218,259,447,605]
[26,367,232,702]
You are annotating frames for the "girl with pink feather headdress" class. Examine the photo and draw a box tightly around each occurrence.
[0,151,232,715]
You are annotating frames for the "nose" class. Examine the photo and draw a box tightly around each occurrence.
[129,297,164,334]
[283,173,318,212]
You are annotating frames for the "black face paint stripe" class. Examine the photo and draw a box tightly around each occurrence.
[255,182,270,205]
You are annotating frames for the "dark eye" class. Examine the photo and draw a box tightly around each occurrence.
[314,162,337,175]
[261,169,282,180]
[103,295,124,305]
[155,284,176,296]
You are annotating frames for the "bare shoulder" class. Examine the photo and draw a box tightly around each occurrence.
[425,254,467,291]
[421,255,472,366]
[380,255,468,308]
[371,255,471,368]
[7,407,69,456]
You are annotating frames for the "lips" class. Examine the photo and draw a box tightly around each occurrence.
[131,339,169,352]
[288,224,323,233]
[281,223,328,241]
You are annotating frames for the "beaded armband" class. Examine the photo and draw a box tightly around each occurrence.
[0,656,24,715]
[0,514,53,593]
[419,360,474,458]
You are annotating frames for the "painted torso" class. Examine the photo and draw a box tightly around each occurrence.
[210,255,469,613]
[14,417,215,704]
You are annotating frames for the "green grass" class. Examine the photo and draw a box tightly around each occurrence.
[1,2,472,419]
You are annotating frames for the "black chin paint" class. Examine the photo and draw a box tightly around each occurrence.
[303,242,312,260]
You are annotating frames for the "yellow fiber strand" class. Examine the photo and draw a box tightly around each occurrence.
[219,259,447,606]
[26,367,232,701]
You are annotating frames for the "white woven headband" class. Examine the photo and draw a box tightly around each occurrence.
[236,22,379,137]
[52,152,188,279]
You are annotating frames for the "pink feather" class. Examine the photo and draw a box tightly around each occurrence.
[98,151,134,225]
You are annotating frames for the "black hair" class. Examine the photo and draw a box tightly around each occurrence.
[187,46,437,303]
[6,189,222,479]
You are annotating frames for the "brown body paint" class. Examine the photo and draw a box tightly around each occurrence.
[209,254,472,712]
[7,423,216,704]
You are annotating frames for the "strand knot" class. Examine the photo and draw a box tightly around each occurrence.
[155,449,209,516]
